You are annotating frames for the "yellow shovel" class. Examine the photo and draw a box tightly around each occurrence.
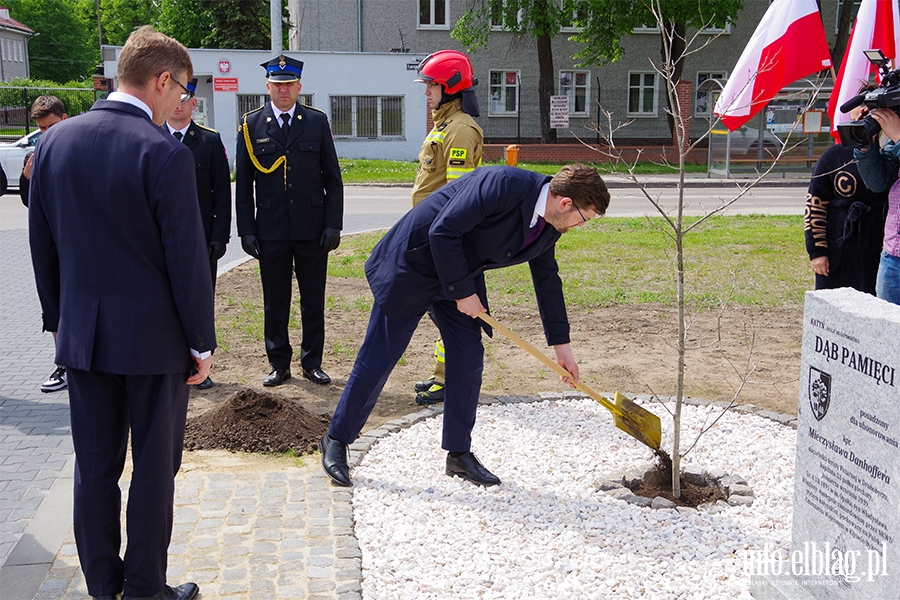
[478,312,662,451]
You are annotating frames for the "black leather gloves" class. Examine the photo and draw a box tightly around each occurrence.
[241,235,261,260]
[208,241,226,261]
[320,227,341,253]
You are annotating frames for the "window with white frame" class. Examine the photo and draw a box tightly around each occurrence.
[490,1,523,30]
[627,71,658,116]
[633,23,658,34]
[695,72,725,116]
[419,0,449,29]
[558,0,588,32]
[489,70,519,115]
[701,22,731,34]
[330,95,404,139]
[559,70,589,115]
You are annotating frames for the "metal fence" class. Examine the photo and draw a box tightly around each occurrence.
[0,87,101,141]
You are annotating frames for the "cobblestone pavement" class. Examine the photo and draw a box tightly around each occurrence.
[0,188,412,600]
[1,195,76,600]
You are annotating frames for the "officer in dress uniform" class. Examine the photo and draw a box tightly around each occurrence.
[235,55,344,387]
[410,50,484,406]
[166,81,232,389]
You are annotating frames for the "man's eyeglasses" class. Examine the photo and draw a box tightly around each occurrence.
[573,203,589,223]
[157,73,197,103]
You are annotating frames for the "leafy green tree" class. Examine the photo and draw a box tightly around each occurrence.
[197,0,290,49]
[573,0,743,137]
[454,0,744,141]
[454,0,582,143]
[98,0,159,47]
[156,0,210,48]
[7,0,98,83]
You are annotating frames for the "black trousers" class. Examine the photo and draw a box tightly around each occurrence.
[258,238,327,371]
[68,368,190,598]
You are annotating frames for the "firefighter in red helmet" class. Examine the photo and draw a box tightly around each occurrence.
[411,49,484,405]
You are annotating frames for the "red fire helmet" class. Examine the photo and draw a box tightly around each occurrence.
[414,50,476,95]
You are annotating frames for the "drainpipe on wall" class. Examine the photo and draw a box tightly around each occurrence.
[357,0,362,52]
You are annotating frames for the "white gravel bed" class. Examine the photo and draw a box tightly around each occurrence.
[351,398,796,599]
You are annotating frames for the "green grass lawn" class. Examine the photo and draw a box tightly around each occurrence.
[328,215,809,311]
[337,158,707,184]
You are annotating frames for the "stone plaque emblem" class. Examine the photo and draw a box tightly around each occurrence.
[808,366,831,421]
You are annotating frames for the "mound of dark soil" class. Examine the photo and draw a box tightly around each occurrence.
[184,389,329,454]
[631,477,727,508]
[630,451,726,508]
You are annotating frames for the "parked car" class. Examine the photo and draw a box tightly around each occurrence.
[0,130,41,189]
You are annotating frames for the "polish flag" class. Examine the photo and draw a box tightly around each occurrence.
[827,0,900,140]
[714,0,832,131]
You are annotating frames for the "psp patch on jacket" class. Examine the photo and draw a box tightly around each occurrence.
[448,147,467,165]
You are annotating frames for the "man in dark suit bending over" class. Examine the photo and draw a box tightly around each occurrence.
[320,164,610,488]
[29,26,214,600]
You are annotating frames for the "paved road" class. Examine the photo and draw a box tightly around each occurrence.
[0,175,809,599]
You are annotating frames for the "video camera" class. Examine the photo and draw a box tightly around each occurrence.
[837,49,900,149]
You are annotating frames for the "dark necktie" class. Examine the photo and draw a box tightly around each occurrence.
[519,216,546,252]
[280,113,291,138]
[173,131,183,142]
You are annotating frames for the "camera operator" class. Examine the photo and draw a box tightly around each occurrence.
[806,83,887,293]
[855,107,900,305]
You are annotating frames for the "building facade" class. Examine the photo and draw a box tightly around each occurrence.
[288,0,849,144]
[101,47,430,164]
[102,1,854,164]
[0,7,32,82]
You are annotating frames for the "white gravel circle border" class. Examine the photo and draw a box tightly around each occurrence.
[349,395,797,599]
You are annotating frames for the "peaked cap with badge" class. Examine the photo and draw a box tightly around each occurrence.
[262,55,303,82]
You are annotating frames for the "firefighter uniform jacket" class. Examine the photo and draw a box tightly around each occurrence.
[411,98,483,206]
[235,101,343,241]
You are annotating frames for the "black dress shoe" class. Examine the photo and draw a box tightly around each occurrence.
[319,433,351,486]
[122,582,199,600]
[93,595,121,600]
[302,367,331,384]
[196,376,213,390]
[446,452,501,486]
[263,368,291,386]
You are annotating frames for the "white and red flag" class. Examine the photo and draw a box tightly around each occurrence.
[827,0,900,140]
[714,0,832,131]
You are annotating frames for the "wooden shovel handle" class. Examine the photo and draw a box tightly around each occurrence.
[477,312,619,416]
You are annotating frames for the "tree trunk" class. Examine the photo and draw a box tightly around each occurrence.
[661,21,686,141]
[673,227,685,499]
[537,32,557,144]
[832,0,856,71]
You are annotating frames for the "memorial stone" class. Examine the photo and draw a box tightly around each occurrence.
[752,289,899,599]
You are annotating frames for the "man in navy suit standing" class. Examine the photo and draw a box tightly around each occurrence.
[320,164,610,487]
[28,27,214,600]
